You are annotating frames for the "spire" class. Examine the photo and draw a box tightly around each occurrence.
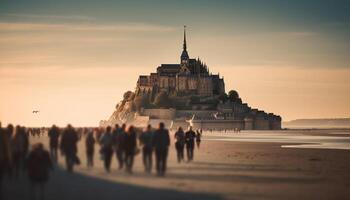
[183,25,187,51]
[180,25,189,62]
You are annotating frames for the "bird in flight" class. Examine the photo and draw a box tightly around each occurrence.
[32,110,40,114]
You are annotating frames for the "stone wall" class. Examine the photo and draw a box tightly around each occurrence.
[244,118,254,130]
[197,77,213,96]
[176,110,217,119]
[177,76,188,91]
[254,118,270,130]
[190,119,245,130]
[142,108,176,119]
[269,119,282,130]
[128,115,150,128]
[148,119,173,129]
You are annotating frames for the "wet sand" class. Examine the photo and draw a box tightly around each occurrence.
[3,129,350,200]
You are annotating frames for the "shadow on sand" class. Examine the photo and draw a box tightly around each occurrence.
[135,161,322,184]
[2,165,223,200]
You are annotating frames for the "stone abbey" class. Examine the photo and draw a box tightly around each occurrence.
[102,27,282,130]
[136,26,225,98]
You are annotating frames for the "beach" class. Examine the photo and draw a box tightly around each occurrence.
[3,129,350,200]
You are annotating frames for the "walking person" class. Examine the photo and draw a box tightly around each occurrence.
[85,129,95,168]
[60,124,80,172]
[0,122,11,196]
[196,129,202,149]
[48,125,60,162]
[4,124,14,178]
[113,124,125,170]
[12,126,29,178]
[124,126,137,174]
[174,127,185,163]
[27,143,53,200]
[6,124,14,140]
[185,126,196,162]
[153,122,170,176]
[99,126,114,172]
[139,125,153,173]
[96,127,103,142]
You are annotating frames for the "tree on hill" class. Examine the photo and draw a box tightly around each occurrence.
[123,91,135,101]
[228,90,242,103]
[153,91,171,108]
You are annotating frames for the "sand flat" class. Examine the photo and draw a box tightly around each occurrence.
[3,129,350,200]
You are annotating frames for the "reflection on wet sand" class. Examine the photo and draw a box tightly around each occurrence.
[203,129,350,150]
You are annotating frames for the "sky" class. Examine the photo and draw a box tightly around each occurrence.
[0,0,350,126]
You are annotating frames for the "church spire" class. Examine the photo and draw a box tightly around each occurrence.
[183,25,187,51]
[180,25,189,63]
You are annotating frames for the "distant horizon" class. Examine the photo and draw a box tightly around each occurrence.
[285,117,350,121]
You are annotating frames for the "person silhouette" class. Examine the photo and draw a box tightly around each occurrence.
[27,143,53,200]
[0,122,11,195]
[174,127,185,163]
[195,129,202,149]
[124,126,137,174]
[153,122,170,176]
[4,124,14,178]
[113,124,125,170]
[60,124,80,172]
[12,125,29,178]
[99,126,114,172]
[139,125,154,173]
[185,126,196,162]
[85,129,95,168]
[48,125,60,162]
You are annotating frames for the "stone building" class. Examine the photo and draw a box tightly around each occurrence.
[135,26,225,99]
[103,27,282,130]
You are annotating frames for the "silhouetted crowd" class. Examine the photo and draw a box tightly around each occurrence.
[0,121,203,199]
[81,122,202,176]
[0,123,52,200]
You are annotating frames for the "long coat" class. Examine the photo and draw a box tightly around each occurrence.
[60,128,79,155]
[153,129,170,151]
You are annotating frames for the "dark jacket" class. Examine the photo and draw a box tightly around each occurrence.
[60,128,79,155]
[0,129,11,168]
[175,130,185,144]
[85,133,95,153]
[139,131,153,149]
[124,131,137,154]
[185,130,196,147]
[153,129,170,150]
[48,127,60,147]
[27,149,52,182]
[12,130,29,155]
[113,129,125,151]
[175,130,185,149]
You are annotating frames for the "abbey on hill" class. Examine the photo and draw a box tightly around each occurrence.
[101,27,281,130]
[137,26,225,98]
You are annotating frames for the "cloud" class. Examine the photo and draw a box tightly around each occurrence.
[285,31,316,37]
[0,22,176,32]
[2,13,95,21]
[0,34,129,45]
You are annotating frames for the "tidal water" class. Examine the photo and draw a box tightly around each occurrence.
[203,130,350,150]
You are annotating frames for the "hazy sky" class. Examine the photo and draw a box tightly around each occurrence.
[0,0,349,126]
